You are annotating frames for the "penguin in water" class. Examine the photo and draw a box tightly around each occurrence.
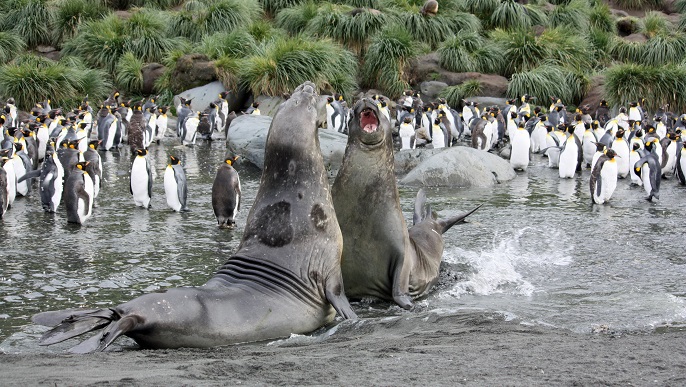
[633,138,661,201]
[629,142,643,186]
[0,164,7,217]
[127,102,145,153]
[590,142,607,172]
[155,106,169,143]
[163,155,189,212]
[65,161,94,225]
[12,142,32,196]
[590,148,618,205]
[39,145,64,213]
[510,120,530,171]
[130,148,152,209]
[612,129,630,178]
[558,125,582,178]
[676,140,686,185]
[179,111,200,146]
[0,154,16,209]
[660,132,678,178]
[212,155,241,228]
[582,122,598,168]
[83,141,102,199]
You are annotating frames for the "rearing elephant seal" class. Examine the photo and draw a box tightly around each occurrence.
[332,98,480,309]
[34,82,356,353]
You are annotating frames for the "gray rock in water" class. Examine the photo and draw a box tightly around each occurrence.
[399,146,516,188]
[174,81,225,112]
[226,114,347,177]
[394,148,445,175]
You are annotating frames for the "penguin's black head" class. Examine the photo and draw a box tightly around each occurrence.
[159,106,168,114]
[646,125,655,133]
[252,101,259,108]
[575,113,582,122]
[224,155,239,166]
[220,91,229,99]
[635,128,644,137]
[619,107,627,114]
[654,115,662,122]
[630,102,637,107]
[605,148,617,159]
[632,142,641,151]
[594,142,606,152]
[135,148,147,156]
[510,111,517,119]
[14,142,23,151]
[89,140,99,150]
[616,128,625,138]
[533,106,541,114]
[78,122,88,129]
[600,100,607,107]
[591,120,599,129]
[403,116,413,124]
[327,96,334,103]
[169,155,180,165]
[75,161,90,171]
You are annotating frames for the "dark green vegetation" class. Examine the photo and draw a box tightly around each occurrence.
[0,0,682,110]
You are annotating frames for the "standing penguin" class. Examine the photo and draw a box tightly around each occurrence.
[65,161,94,224]
[510,120,530,171]
[163,155,188,212]
[83,141,102,199]
[155,106,169,143]
[179,111,199,146]
[39,146,64,213]
[590,149,619,205]
[629,142,643,186]
[660,132,677,178]
[127,102,145,153]
[431,117,447,149]
[398,116,415,150]
[1,154,16,209]
[590,142,607,172]
[676,140,686,185]
[325,96,344,132]
[633,138,661,201]
[245,101,260,115]
[12,143,32,196]
[559,125,582,178]
[211,155,241,228]
[582,123,598,168]
[0,164,7,217]
[612,129,630,178]
[130,148,152,208]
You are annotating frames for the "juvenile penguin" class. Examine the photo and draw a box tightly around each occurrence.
[212,155,241,228]
[590,148,618,204]
[64,161,94,225]
[510,120,530,171]
[130,148,152,208]
[127,102,145,152]
[163,155,189,212]
[633,138,661,201]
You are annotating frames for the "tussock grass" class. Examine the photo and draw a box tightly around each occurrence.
[54,0,109,45]
[306,3,390,54]
[507,63,589,105]
[642,32,686,66]
[0,31,26,64]
[611,0,662,11]
[589,2,615,33]
[547,0,590,31]
[260,0,306,16]
[604,63,686,112]
[490,0,547,30]
[198,30,257,60]
[239,36,358,97]
[115,52,144,94]
[0,54,111,110]
[275,1,320,34]
[1,0,55,47]
[169,0,262,41]
[438,31,503,73]
[642,11,671,38]
[124,8,176,63]
[361,24,419,97]
[440,80,483,107]
[62,14,127,72]
[397,11,480,49]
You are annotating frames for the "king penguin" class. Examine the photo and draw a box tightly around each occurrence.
[612,129,630,178]
[559,125,582,178]
[179,111,199,146]
[12,142,32,196]
[398,115,415,150]
[325,96,344,132]
[1,154,16,209]
[83,140,102,199]
[590,148,618,205]
[65,161,94,224]
[629,142,643,186]
[163,155,189,212]
[633,138,661,201]
[155,106,169,143]
[39,145,64,213]
[676,140,686,185]
[212,155,241,228]
[130,148,152,208]
[510,120,530,171]
[0,164,7,217]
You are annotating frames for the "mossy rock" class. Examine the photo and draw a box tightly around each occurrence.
[170,54,218,91]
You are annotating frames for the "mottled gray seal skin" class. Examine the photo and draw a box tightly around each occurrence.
[34,82,356,353]
[332,98,480,309]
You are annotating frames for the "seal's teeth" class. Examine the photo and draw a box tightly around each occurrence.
[363,124,378,133]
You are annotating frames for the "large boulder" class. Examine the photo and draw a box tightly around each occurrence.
[170,54,218,91]
[141,63,165,95]
[399,146,516,187]
[579,75,606,116]
[226,114,348,177]
[174,81,246,114]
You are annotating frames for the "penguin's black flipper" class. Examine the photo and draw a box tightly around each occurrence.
[38,309,115,346]
[438,204,483,234]
[676,152,686,184]
[77,186,91,214]
[590,156,607,203]
[16,169,41,183]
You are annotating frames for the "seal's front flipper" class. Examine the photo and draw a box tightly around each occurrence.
[438,204,483,234]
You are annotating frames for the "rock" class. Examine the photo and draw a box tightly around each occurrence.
[252,95,287,117]
[170,54,217,91]
[579,75,606,116]
[226,114,348,177]
[174,81,224,112]
[410,54,509,97]
[141,63,166,95]
[467,97,509,109]
[399,146,516,187]
[394,148,445,175]
[623,33,648,43]
[420,81,449,99]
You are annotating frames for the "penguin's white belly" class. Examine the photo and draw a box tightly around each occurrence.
[399,124,414,150]
[662,144,677,176]
[482,126,493,151]
[3,163,16,205]
[546,147,560,168]
[432,128,445,148]
[510,130,530,170]
[582,136,596,165]
[164,167,182,212]
[184,118,199,145]
[37,128,49,160]
[131,159,151,207]
[559,145,578,178]
[78,175,94,224]
[629,152,643,185]
[613,141,630,178]
[105,121,117,150]
[156,116,168,140]
[530,126,545,152]
[12,158,28,196]
[594,161,618,204]
[642,164,652,195]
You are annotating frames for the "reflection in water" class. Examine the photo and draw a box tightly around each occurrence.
[1,143,685,353]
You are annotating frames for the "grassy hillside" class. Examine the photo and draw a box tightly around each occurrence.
[0,0,684,112]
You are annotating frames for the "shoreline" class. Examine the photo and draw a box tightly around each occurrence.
[2,314,685,385]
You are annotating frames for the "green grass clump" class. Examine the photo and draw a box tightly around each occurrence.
[611,0,662,10]
[198,30,257,60]
[642,11,672,38]
[239,35,358,97]
[397,11,480,49]
[490,0,547,30]
[361,24,420,97]
[260,0,306,17]
[0,54,111,110]
[0,31,26,64]
[115,52,144,95]
[604,63,686,112]
[507,63,589,105]
[438,31,503,73]
[1,0,55,48]
[53,0,109,45]
[440,80,483,107]
[124,8,177,63]
[608,36,645,63]
[275,1,320,34]
[642,32,686,66]
[169,0,262,41]
[547,0,590,31]
[589,2,615,33]
[62,14,126,72]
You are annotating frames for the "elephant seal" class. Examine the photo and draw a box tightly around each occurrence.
[33,82,356,353]
[332,98,480,309]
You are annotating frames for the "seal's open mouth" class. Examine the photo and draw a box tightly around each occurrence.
[360,108,378,133]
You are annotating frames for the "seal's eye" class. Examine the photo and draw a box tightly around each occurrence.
[360,108,379,133]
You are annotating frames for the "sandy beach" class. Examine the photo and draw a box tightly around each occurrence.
[2,312,685,386]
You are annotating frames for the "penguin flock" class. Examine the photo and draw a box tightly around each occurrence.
[0,91,244,228]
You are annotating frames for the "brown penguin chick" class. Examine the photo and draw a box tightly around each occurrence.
[127,101,145,153]
[420,0,438,16]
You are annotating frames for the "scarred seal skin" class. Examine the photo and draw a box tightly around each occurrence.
[33,81,356,353]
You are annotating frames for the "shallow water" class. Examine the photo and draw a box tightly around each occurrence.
[1,138,685,354]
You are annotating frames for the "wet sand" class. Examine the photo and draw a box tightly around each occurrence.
[2,313,685,386]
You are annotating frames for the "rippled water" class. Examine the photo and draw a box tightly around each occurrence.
[1,138,685,353]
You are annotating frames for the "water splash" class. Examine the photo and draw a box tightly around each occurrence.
[445,227,573,298]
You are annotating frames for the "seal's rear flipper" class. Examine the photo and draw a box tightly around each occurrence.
[438,204,483,234]
[32,309,99,327]
[38,309,116,346]
[413,188,427,226]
